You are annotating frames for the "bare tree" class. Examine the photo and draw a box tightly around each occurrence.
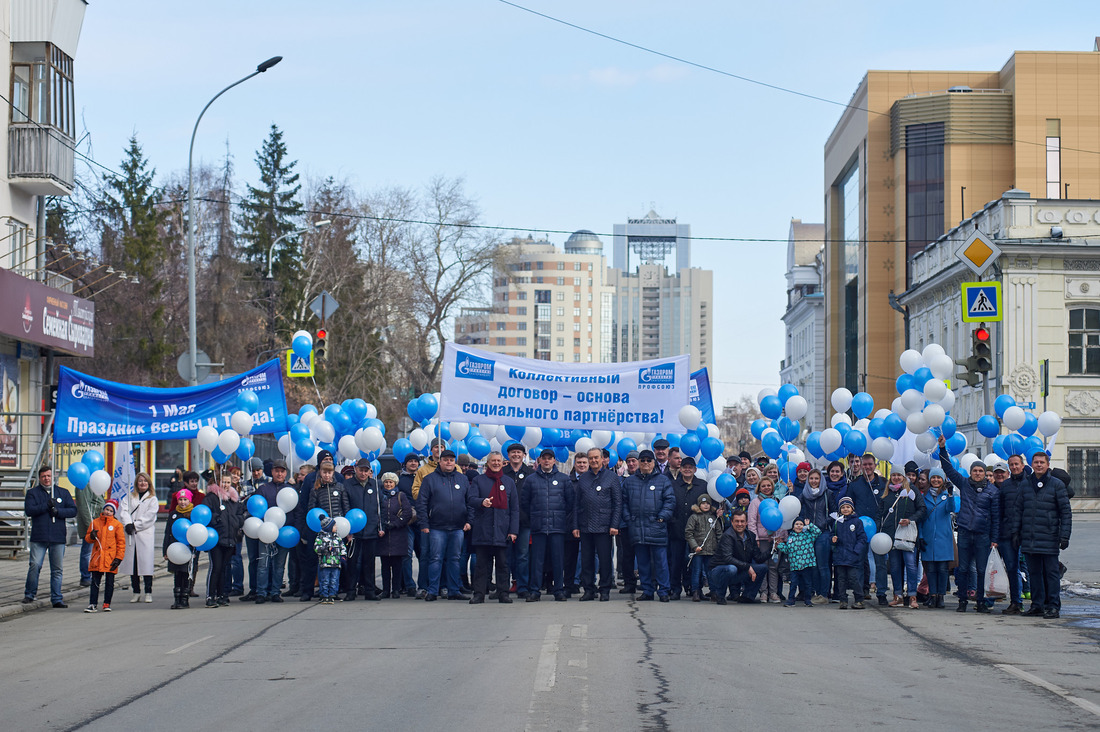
[717,395,763,458]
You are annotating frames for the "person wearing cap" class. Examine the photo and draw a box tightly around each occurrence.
[411,438,446,501]
[573,446,621,602]
[503,443,532,599]
[23,465,77,608]
[995,456,1026,614]
[522,448,573,602]
[345,458,383,601]
[467,451,519,604]
[624,451,640,476]
[668,455,708,599]
[1015,450,1071,619]
[237,456,269,602]
[253,460,292,603]
[300,458,350,602]
[652,439,672,476]
[416,449,471,601]
[920,466,955,609]
[937,435,1000,613]
[83,499,126,613]
[621,449,675,601]
[398,453,423,598]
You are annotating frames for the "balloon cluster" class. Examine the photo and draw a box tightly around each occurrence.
[165,502,219,564]
[275,398,383,475]
[66,449,111,496]
[196,390,262,464]
[979,395,1061,462]
[242,487,301,547]
[747,385,810,485]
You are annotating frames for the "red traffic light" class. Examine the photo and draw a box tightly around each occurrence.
[974,327,990,342]
[316,329,327,339]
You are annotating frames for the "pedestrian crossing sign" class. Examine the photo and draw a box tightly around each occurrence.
[961,282,1002,323]
[285,349,314,378]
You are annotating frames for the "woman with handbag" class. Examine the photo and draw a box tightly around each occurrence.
[881,465,926,608]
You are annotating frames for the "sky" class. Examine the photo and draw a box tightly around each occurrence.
[73,0,1096,410]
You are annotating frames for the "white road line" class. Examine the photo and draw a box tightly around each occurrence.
[533,624,563,692]
[996,663,1100,718]
[570,623,588,639]
[166,635,214,655]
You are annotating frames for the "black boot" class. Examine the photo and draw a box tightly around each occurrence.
[170,589,182,610]
[461,573,473,592]
[956,600,968,613]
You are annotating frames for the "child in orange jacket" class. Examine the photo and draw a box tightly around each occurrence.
[84,499,126,613]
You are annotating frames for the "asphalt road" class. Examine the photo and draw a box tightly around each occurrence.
[5,518,1100,731]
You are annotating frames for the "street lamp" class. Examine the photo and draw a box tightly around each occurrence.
[266,219,332,279]
[186,55,281,469]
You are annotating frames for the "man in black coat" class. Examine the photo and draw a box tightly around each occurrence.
[1015,451,1072,619]
[398,454,422,597]
[522,448,573,602]
[345,458,382,601]
[708,511,768,605]
[996,456,1028,614]
[668,456,708,599]
[23,465,77,607]
[849,453,886,602]
[504,443,532,598]
[467,451,519,604]
[253,459,293,603]
[573,447,621,602]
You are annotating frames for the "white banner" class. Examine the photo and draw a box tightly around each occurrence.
[439,343,689,432]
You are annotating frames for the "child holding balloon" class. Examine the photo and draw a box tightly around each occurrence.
[747,478,787,603]
[164,489,196,609]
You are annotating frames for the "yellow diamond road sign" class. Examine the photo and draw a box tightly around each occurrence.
[954,230,1002,276]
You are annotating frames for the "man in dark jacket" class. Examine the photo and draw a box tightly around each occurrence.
[345,458,382,602]
[467,451,519,604]
[668,456,708,599]
[848,453,885,601]
[415,449,470,601]
[238,457,267,601]
[398,454,422,597]
[23,465,77,607]
[301,457,350,602]
[617,449,640,594]
[504,443,531,598]
[996,457,1028,614]
[622,450,675,601]
[254,460,291,603]
[522,448,573,601]
[708,511,768,605]
[939,440,1000,613]
[1015,451,1072,619]
[573,447,621,602]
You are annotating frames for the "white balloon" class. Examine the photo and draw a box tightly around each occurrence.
[355,427,383,453]
[88,469,111,497]
[479,423,499,441]
[710,456,728,472]
[625,431,645,445]
[197,425,219,451]
[292,329,312,346]
[186,522,209,548]
[899,349,924,375]
[785,449,804,465]
[923,379,947,403]
[217,429,240,455]
[959,453,980,472]
[678,405,702,430]
[784,395,808,421]
[264,506,286,528]
[901,389,925,413]
[874,409,893,420]
[521,427,542,448]
[299,411,318,428]
[854,419,871,437]
[409,428,428,451]
[231,410,254,436]
[574,437,595,455]
[338,435,359,461]
[871,436,895,461]
[489,437,503,452]
[1003,406,1026,431]
[334,516,352,538]
[706,424,720,440]
[870,532,893,555]
[921,343,946,362]
[707,480,724,504]
[757,387,777,404]
[312,420,336,444]
[831,413,852,427]
[914,451,933,470]
[258,521,280,544]
[1037,411,1062,437]
[278,434,292,456]
[938,389,956,411]
[915,431,938,453]
[590,430,611,448]
[891,397,911,419]
[922,403,946,428]
[166,542,193,565]
[906,412,927,435]
[364,403,378,420]
[243,516,264,539]
[276,486,299,512]
[449,422,470,441]
[831,388,853,414]
[929,354,954,380]
[779,495,801,521]
[819,428,842,454]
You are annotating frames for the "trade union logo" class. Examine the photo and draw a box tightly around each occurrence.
[71,380,109,401]
[241,371,268,387]
[455,352,495,381]
[638,362,676,385]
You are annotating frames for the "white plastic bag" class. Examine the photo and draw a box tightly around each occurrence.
[984,547,1009,599]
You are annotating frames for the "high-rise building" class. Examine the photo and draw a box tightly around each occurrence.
[607,210,712,372]
[780,219,825,433]
[454,233,614,363]
[823,45,1100,416]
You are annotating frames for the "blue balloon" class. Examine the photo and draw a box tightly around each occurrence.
[371,459,381,475]
[941,416,957,440]
[276,526,300,549]
[292,334,312,360]
[777,384,799,405]
[319,441,337,456]
[1004,433,1025,457]
[700,437,724,461]
[171,517,193,543]
[977,415,1000,438]
[299,404,318,418]
[994,394,1016,419]
[760,395,783,420]
[417,393,439,421]
[542,427,562,446]
[616,438,638,460]
[1023,436,1046,460]
[67,462,91,490]
[236,389,260,414]
[664,432,680,449]
[211,447,229,464]
[190,503,212,527]
[911,367,934,391]
[750,419,768,440]
[286,413,300,427]
[851,392,874,420]
[1018,412,1038,437]
[715,473,737,498]
[780,462,798,482]
[679,433,701,457]
[777,417,799,442]
[290,423,311,442]
[246,494,268,518]
[466,435,491,460]
[331,410,354,437]
[346,398,368,423]
[760,502,783,532]
[992,435,1008,460]
[198,526,219,552]
[695,424,709,442]
[505,425,525,441]
[235,437,256,461]
[883,413,906,440]
[761,431,784,459]
[946,432,967,456]
[835,422,853,438]
[81,450,105,472]
[896,374,914,395]
[806,432,822,459]
[323,403,342,421]
[606,452,618,468]
[867,418,886,441]
[306,507,329,533]
[346,508,368,534]
[827,448,846,462]
[554,446,570,462]
[294,438,315,461]
[392,438,413,463]
[842,430,867,456]
[860,516,876,540]
[407,400,423,425]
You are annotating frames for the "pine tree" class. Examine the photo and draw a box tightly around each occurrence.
[237,123,302,278]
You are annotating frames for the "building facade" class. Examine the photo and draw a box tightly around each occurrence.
[779,219,825,433]
[898,191,1100,497]
[823,46,1100,419]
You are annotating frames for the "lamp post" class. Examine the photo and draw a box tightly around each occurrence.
[186,55,281,470]
[266,219,332,279]
[265,219,331,351]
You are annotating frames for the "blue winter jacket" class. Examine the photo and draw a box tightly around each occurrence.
[621,470,675,546]
[466,473,519,547]
[831,514,868,567]
[522,468,573,535]
[416,466,470,532]
[573,467,621,534]
[920,489,955,562]
[26,483,77,544]
[997,473,1027,543]
[940,455,1000,539]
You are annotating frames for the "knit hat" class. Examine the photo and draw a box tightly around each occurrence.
[320,516,335,532]
[738,451,751,462]
[625,450,640,460]
[904,461,919,475]
[317,450,334,465]
[103,499,119,513]
[838,496,855,511]
[380,472,399,485]
[249,457,264,471]
[176,489,193,503]
[697,494,712,506]
[971,460,987,472]
[797,462,812,472]
[734,487,751,502]
[887,463,903,477]
[928,467,946,481]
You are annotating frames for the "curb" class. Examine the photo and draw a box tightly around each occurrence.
[0,558,170,622]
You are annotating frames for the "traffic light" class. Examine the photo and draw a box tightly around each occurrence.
[972,326,992,372]
[315,328,328,363]
[954,355,981,388]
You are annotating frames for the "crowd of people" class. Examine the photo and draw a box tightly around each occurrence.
[21,435,1073,619]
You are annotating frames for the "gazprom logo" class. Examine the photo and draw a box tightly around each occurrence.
[71,380,109,401]
[639,363,676,385]
[242,372,268,387]
[456,353,495,381]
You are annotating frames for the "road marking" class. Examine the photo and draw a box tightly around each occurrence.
[570,623,587,639]
[166,635,214,655]
[532,623,562,692]
[996,663,1100,718]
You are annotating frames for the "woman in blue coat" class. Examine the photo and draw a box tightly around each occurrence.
[467,451,519,604]
[920,467,955,609]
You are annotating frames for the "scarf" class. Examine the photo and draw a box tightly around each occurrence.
[485,467,507,510]
[888,483,917,501]
[802,481,825,500]
[826,476,848,495]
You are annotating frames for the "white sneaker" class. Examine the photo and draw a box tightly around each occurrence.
[144,593,153,603]
[84,605,97,613]
[130,593,142,603]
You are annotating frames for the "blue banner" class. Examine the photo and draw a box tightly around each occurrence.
[689,368,716,425]
[54,360,289,443]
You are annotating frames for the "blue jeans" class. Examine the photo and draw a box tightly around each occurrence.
[956,528,992,602]
[634,543,670,597]
[1000,540,1022,605]
[256,543,289,598]
[710,562,767,600]
[403,527,416,592]
[510,527,531,591]
[889,548,920,597]
[926,560,950,595]
[787,569,814,605]
[427,529,464,596]
[689,554,711,593]
[79,540,93,583]
[26,542,65,603]
[812,530,831,597]
[318,566,340,598]
[529,532,565,596]
[245,537,260,594]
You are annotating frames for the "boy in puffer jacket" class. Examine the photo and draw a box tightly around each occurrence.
[84,499,126,613]
[684,494,723,602]
[315,517,347,605]
[777,518,820,607]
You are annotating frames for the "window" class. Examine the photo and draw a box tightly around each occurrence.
[905,122,945,258]
[517,322,527,331]
[1047,119,1061,199]
[574,353,581,362]
[11,43,75,137]
[556,307,564,316]
[573,308,580,317]
[496,321,505,331]
[588,263,593,271]
[573,323,581,332]
[537,261,544,270]
[588,293,593,302]
[556,322,564,332]
[535,290,550,304]
[556,353,565,362]
[574,337,581,347]
[556,337,564,347]
[495,337,506,346]
[518,292,527,301]
[587,308,593,317]
[587,338,593,348]
[574,292,581,302]
[1068,448,1100,497]
[516,306,527,315]
[1069,308,1100,374]
[557,261,565,270]
[587,323,593,332]
[556,291,565,302]
[517,337,527,346]
[574,262,581,271]
[557,277,565,286]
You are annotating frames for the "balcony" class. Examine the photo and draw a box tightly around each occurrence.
[9,125,75,195]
